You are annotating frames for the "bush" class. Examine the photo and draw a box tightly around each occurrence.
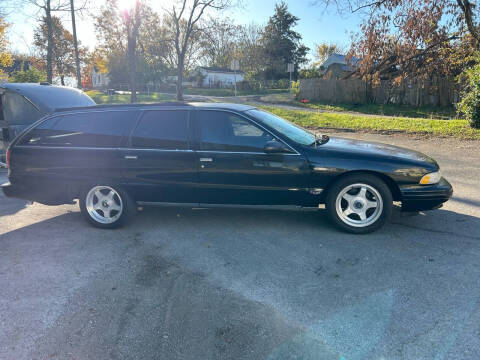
[291,80,300,99]
[457,90,480,129]
[457,55,480,129]
[10,67,46,83]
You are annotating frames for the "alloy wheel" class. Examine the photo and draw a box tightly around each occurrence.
[335,183,383,228]
[85,186,123,224]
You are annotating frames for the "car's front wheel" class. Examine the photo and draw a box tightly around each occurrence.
[79,185,136,229]
[326,174,393,234]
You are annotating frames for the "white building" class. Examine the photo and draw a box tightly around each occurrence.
[194,66,245,88]
[91,66,110,89]
[321,54,360,74]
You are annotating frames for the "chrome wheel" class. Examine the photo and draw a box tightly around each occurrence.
[335,183,383,228]
[85,186,123,224]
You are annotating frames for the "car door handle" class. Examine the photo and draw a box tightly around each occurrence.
[199,158,213,162]
[124,155,138,160]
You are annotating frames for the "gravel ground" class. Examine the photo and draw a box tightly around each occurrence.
[1,132,479,360]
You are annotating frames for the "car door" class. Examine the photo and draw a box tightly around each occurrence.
[13,110,138,188]
[193,110,311,206]
[120,109,197,203]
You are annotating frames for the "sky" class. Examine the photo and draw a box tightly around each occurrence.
[5,0,363,63]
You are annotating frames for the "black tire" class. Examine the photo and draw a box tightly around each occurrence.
[79,184,136,229]
[325,174,393,234]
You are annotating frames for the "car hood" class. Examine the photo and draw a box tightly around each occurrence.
[317,136,438,168]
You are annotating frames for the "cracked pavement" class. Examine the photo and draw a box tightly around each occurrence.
[1,131,479,360]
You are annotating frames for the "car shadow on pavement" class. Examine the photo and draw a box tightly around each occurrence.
[0,196,27,217]
[390,206,480,241]
[2,205,480,360]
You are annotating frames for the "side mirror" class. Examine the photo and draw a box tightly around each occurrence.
[264,140,291,154]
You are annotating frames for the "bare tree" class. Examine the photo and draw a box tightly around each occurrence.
[70,0,81,87]
[167,0,235,100]
[198,17,239,67]
[23,0,88,84]
[123,0,142,103]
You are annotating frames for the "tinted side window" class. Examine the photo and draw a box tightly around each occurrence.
[131,110,189,150]
[20,111,138,147]
[4,93,41,125]
[198,111,273,152]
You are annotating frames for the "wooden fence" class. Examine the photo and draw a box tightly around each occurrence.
[298,78,459,107]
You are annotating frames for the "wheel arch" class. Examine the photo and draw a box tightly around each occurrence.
[322,170,401,202]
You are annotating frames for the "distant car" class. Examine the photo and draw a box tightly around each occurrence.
[1,103,452,233]
[0,83,95,166]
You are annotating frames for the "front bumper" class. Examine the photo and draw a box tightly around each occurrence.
[400,177,453,212]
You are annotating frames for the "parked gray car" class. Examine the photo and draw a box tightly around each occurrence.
[0,82,95,166]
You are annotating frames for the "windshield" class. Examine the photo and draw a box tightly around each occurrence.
[246,109,315,146]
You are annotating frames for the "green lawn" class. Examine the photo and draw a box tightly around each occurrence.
[293,101,457,120]
[86,88,289,103]
[183,88,289,97]
[86,90,176,104]
[259,106,480,140]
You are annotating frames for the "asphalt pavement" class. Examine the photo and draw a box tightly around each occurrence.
[1,132,479,360]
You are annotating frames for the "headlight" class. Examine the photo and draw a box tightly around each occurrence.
[420,171,441,185]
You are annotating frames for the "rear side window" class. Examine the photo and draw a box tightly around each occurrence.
[131,110,189,150]
[20,111,138,147]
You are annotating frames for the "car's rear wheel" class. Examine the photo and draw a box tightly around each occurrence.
[79,185,136,229]
[326,174,393,234]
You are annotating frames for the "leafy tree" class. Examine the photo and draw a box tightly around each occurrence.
[457,53,480,128]
[95,1,173,97]
[34,15,87,85]
[314,0,479,83]
[0,17,12,79]
[11,67,46,82]
[95,0,145,102]
[260,1,309,80]
[298,67,323,79]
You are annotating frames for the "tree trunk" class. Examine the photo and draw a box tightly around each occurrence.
[70,0,82,88]
[46,0,53,84]
[176,56,184,101]
[60,75,65,86]
[457,0,480,48]
[128,35,137,103]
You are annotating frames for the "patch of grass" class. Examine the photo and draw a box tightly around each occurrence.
[86,88,289,103]
[86,90,175,104]
[294,101,457,120]
[259,105,480,140]
[183,87,289,97]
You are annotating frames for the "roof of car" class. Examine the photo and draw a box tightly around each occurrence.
[0,83,96,111]
[55,102,257,113]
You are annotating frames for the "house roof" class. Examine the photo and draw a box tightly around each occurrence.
[0,59,31,74]
[0,83,96,111]
[197,66,245,74]
[322,53,360,72]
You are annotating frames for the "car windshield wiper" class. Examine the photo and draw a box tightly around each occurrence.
[310,134,330,148]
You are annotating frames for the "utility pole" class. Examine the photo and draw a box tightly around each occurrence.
[287,63,294,93]
[231,59,240,97]
[70,0,82,88]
